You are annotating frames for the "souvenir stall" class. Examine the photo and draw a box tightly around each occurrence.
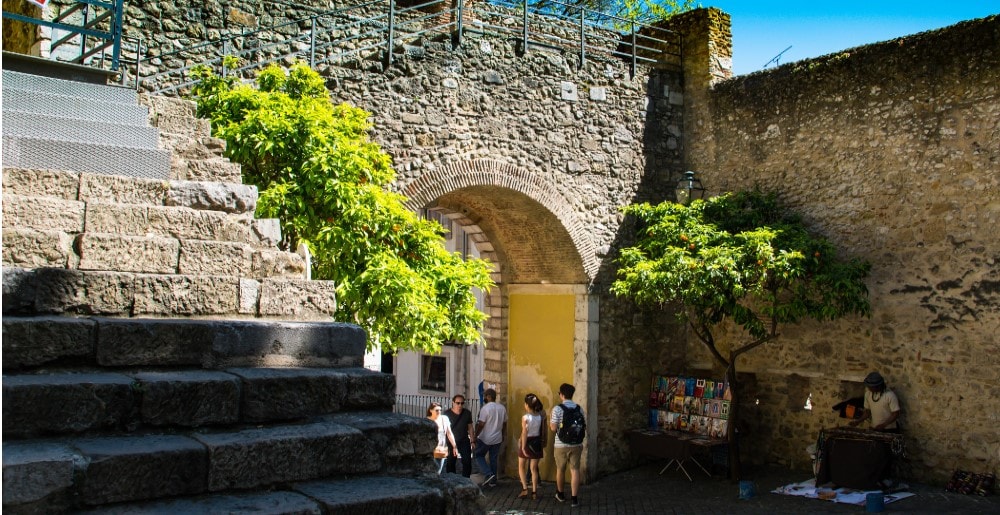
[627,374,731,481]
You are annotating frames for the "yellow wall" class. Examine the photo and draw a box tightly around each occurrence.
[505,292,574,482]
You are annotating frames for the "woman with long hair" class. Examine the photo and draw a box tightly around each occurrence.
[517,393,546,499]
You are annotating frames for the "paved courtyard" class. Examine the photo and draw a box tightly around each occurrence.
[478,462,1000,514]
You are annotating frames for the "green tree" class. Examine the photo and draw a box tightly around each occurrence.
[611,190,871,478]
[191,61,494,354]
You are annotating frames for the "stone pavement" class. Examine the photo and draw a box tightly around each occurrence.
[478,462,1000,514]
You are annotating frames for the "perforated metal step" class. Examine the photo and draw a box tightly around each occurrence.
[2,69,137,104]
[2,88,149,126]
[3,110,160,148]
[2,136,170,179]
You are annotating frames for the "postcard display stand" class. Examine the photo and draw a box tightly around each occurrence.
[648,375,731,440]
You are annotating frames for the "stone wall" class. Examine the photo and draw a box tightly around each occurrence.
[2,0,42,55]
[683,15,1000,482]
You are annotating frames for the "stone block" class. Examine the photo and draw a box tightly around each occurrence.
[165,180,257,214]
[2,316,96,370]
[1,168,80,199]
[132,274,239,316]
[323,411,434,462]
[145,204,227,241]
[191,420,379,491]
[250,218,282,247]
[77,234,179,274]
[140,94,196,120]
[252,250,306,279]
[2,441,81,509]
[131,370,241,427]
[186,158,243,184]
[2,373,138,438]
[2,228,73,268]
[292,476,443,514]
[239,278,260,315]
[83,202,150,235]
[2,194,85,232]
[70,490,321,515]
[72,435,207,506]
[94,317,217,367]
[78,173,169,206]
[258,279,338,320]
[2,267,135,316]
[226,367,350,422]
[178,240,253,277]
[421,474,487,515]
[208,321,366,369]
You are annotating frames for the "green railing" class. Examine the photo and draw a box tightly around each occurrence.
[134,0,681,95]
[2,0,124,72]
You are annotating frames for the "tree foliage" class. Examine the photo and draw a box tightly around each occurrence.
[191,61,494,354]
[515,0,698,24]
[611,190,871,477]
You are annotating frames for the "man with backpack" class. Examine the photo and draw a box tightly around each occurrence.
[550,383,585,507]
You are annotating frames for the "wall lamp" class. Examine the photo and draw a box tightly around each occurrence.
[675,171,706,205]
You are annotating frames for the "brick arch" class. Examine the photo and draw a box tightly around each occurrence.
[403,159,599,282]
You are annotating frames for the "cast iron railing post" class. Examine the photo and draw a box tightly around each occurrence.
[111,0,123,71]
[133,36,143,90]
[386,0,396,68]
[521,0,528,55]
[630,21,637,78]
[579,7,586,68]
[309,16,317,67]
[455,0,464,47]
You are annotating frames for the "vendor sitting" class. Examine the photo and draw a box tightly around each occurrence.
[850,371,901,433]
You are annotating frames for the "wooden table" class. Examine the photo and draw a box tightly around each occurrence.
[626,429,728,481]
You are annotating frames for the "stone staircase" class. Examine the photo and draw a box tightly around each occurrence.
[1,69,484,513]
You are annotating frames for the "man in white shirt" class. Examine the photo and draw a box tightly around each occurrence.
[474,388,507,486]
[851,371,901,432]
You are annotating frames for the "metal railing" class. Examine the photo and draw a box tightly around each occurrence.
[2,0,124,72]
[132,0,681,95]
[395,393,481,418]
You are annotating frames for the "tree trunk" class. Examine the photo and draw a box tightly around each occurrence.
[726,357,742,481]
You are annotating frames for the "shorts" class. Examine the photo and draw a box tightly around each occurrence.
[553,445,582,469]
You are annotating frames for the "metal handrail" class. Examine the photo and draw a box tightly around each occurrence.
[2,0,124,71]
[134,0,681,95]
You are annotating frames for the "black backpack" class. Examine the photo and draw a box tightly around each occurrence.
[557,403,586,444]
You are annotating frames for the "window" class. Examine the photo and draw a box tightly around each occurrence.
[421,355,447,392]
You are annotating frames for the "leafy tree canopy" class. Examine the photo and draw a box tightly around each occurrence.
[191,61,494,354]
[506,0,698,24]
[611,190,872,363]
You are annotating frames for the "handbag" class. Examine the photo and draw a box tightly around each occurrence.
[526,437,543,455]
[433,445,448,459]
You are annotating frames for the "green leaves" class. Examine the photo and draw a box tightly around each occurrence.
[192,63,494,354]
[612,190,871,347]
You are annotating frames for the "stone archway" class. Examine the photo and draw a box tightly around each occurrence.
[404,160,600,484]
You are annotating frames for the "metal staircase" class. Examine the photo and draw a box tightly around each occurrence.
[1,69,170,178]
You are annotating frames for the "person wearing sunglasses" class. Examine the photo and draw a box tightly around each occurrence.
[445,394,475,477]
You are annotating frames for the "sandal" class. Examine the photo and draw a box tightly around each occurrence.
[517,489,529,499]
[531,492,538,500]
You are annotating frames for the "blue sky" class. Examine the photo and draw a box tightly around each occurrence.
[708,1,1000,75]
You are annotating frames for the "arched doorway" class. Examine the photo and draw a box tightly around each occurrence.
[405,160,600,483]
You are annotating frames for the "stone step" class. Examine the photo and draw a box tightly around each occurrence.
[1,225,301,278]
[2,87,149,126]
[2,136,171,180]
[2,267,337,320]
[2,110,161,148]
[23,474,481,515]
[3,69,139,105]
[2,168,258,214]
[1,413,440,512]
[1,316,361,372]
[2,367,394,439]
